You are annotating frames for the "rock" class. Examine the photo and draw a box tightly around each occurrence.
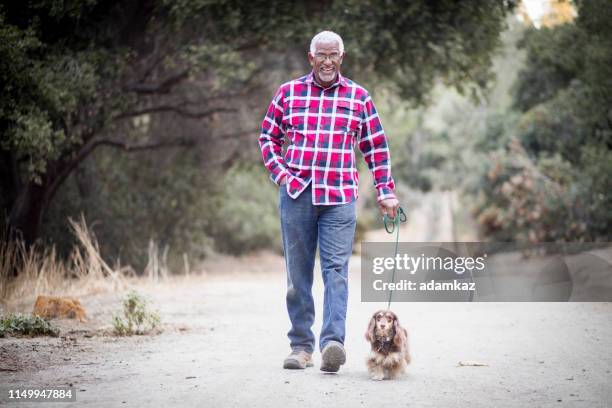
[33,295,87,322]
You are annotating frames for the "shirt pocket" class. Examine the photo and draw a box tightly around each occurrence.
[285,99,309,132]
[335,100,359,134]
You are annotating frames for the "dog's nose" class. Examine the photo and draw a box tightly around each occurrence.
[380,324,386,329]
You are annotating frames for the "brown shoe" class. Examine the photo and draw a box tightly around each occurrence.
[320,341,346,372]
[283,349,314,369]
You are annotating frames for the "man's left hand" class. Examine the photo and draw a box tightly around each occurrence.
[379,198,400,219]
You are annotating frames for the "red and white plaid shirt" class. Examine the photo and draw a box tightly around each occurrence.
[259,71,396,205]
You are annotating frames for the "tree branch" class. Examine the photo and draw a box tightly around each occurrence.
[138,36,164,81]
[114,106,236,121]
[91,137,195,152]
[123,68,190,94]
[44,135,194,212]
[217,128,259,139]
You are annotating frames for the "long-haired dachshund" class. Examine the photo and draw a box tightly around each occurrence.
[365,310,410,380]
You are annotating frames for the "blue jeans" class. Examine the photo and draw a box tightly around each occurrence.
[279,184,356,353]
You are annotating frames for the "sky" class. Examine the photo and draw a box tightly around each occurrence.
[522,0,551,28]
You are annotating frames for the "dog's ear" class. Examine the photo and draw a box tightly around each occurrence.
[365,314,376,343]
[392,318,407,348]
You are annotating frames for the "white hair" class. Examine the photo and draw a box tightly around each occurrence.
[309,31,344,55]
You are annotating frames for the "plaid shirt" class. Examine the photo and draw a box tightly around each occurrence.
[259,71,396,205]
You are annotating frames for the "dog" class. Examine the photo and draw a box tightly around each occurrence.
[365,309,410,380]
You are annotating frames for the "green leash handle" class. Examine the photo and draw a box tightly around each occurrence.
[383,207,407,309]
[383,207,407,234]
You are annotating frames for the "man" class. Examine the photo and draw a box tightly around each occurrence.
[258,31,399,372]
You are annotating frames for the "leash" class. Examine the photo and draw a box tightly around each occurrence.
[383,207,407,310]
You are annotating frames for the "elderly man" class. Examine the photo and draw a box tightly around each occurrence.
[259,31,399,372]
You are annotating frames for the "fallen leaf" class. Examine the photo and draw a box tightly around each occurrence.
[457,361,489,367]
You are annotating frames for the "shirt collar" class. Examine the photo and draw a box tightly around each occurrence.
[305,70,347,89]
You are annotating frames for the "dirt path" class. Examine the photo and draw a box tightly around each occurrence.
[2,252,611,407]
[2,194,611,407]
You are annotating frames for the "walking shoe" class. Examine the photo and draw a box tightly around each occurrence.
[283,349,313,369]
[320,341,346,372]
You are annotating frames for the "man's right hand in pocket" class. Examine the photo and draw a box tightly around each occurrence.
[279,175,287,186]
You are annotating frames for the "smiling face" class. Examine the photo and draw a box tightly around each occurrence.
[308,40,344,88]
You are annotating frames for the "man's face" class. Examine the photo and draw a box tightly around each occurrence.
[308,40,343,88]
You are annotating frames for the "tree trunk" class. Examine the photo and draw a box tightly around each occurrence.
[4,132,193,246]
[5,131,99,246]
[7,179,49,246]
[0,151,20,218]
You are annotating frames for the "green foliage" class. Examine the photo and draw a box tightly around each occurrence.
[42,145,218,270]
[0,313,59,337]
[0,0,516,181]
[382,6,611,243]
[374,92,435,192]
[2,0,519,263]
[513,24,583,112]
[0,3,124,183]
[112,290,161,336]
[471,1,612,242]
[322,0,516,105]
[474,141,586,242]
[208,164,282,255]
[516,84,593,163]
[576,145,612,237]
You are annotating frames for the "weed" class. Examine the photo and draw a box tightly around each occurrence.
[112,291,161,335]
[0,313,59,337]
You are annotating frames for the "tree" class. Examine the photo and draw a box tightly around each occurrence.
[472,0,612,242]
[325,0,517,104]
[0,0,516,247]
[0,0,298,244]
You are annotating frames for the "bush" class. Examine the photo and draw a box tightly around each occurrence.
[468,4,612,243]
[208,164,282,254]
[473,140,588,242]
[0,314,59,337]
[112,291,161,336]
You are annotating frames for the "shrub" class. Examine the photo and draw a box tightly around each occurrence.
[473,140,587,242]
[0,313,59,337]
[112,291,161,336]
[209,164,282,254]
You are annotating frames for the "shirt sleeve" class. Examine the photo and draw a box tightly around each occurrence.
[258,86,289,185]
[357,94,397,202]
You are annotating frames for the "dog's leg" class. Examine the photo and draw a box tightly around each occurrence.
[369,365,385,381]
[382,353,401,368]
[387,360,407,379]
[366,354,384,381]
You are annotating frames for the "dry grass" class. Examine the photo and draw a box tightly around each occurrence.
[144,239,169,283]
[0,216,134,312]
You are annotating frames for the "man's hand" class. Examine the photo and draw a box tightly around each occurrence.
[279,175,287,186]
[379,198,400,219]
